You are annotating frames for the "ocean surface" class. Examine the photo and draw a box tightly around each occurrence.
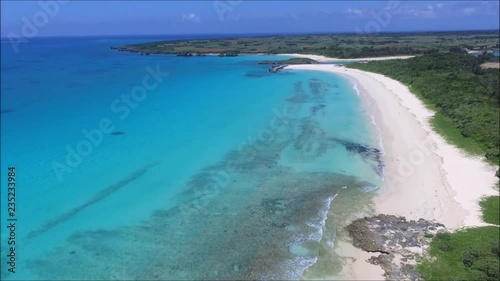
[1,35,382,280]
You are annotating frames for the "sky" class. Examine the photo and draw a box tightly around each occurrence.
[1,1,499,37]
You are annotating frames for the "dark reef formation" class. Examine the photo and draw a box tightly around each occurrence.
[245,71,269,78]
[330,137,385,176]
[284,79,384,176]
[346,214,446,281]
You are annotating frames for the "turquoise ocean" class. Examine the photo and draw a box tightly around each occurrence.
[1,35,382,280]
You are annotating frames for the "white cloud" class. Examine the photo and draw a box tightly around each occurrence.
[399,4,436,19]
[182,13,200,23]
[394,2,496,19]
[463,7,477,15]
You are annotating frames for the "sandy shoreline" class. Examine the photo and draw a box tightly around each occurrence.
[278,53,415,62]
[284,64,498,280]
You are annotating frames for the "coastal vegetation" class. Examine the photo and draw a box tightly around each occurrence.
[111,31,499,58]
[480,196,500,225]
[349,52,500,164]
[417,227,500,281]
[258,58,318,65]
[417,183,499,281]
[259,58,318,73]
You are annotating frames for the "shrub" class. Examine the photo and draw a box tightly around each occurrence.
[416,227,500,281]
[463,247,480,267]
[471,258,500,280]
[434,232,454,252]
[436,232,452,241]
[466,269,489,280]
[491,240,500,258]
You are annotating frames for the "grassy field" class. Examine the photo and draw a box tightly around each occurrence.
[430,112,489,157]
[418,197,499,280]
[111,31,499,58]
[408,86,492,162]
[480,196,500,225]
[417,227,499,281]
[419,195,499,280]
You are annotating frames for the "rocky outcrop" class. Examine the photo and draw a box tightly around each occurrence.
[268,65,288,73]
[346,214,446,281]
[258,58,318,65]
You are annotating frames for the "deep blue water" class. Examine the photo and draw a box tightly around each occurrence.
[1,36,381,280]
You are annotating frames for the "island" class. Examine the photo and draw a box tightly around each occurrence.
[110,31,499,59]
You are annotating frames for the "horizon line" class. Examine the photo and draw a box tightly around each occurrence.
[1,28,499,40]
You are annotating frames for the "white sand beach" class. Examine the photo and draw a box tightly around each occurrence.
[284,64,499,280]
[278,53,415,62]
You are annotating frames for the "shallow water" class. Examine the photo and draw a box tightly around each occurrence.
[1,36,381,280]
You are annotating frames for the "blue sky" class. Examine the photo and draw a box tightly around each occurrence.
[1,1,499,37]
